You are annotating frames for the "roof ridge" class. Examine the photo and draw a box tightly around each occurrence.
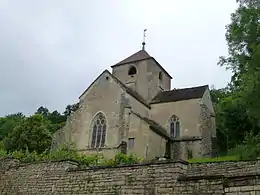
[79,69,151,109]
[131,111,171,140]
[167,85,209,92]
[111,50,152,67]
[110,49,173,79]
[151,85,208,104]
[108,72,151,108]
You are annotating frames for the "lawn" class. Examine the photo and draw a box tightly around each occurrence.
[188,155,239,163]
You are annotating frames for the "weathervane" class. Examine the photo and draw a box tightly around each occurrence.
[142,29,147,50]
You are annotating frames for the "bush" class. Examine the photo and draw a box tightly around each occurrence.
[228,132,260,160]
[0,149,7,158]
[0,147,141,167]
[0,141,4,150]
[3,114,52,153]
[102,152,140,166]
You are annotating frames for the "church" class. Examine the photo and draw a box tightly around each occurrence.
[52,42,216,161]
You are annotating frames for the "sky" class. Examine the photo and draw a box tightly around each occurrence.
[0,0,238,116]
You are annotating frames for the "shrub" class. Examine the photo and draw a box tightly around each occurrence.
[0,147,141,167]
[228,132,260,160]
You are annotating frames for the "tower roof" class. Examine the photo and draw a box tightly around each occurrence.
[111,50,172,79]
[112,50,151,66]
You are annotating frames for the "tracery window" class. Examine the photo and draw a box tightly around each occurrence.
[170,115,180,138]
[91,112,107,148]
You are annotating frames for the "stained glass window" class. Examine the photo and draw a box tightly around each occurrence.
[91,113,107,148]
[176,121,180,137]
[170,115,180,138]
[170,122,175,138]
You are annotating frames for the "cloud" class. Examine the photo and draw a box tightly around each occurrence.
[0,0,237,116]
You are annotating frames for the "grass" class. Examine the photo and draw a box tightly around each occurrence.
[188,155,239,163]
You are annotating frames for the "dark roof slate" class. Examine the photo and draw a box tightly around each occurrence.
[112,50,151,66]
[151,85,208,104]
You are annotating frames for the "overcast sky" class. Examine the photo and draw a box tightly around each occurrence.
[0,0,238,116]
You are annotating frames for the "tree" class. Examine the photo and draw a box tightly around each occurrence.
[238,0,260,7]
[64,103,79,117]
[210,87,253,154]
[35,106,66,133]
[0,113,25,141]
[3,114,52,153]
[35,106,49,117]
[219,0,260,124]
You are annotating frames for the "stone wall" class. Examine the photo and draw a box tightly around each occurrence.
[1,158,260,194]
[200,103,213,157]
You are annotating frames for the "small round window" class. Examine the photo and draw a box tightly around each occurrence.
[128,66,137,76]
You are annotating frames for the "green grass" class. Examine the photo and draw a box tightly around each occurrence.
[188,155,239,163]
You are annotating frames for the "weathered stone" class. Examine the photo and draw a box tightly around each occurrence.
[1,159,260,194]
[51,50,216,162]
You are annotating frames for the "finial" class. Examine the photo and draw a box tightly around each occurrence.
[142,29,147,50]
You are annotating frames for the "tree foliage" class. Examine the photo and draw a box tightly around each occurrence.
[3,114,52,153]
[0,102,79,153]
[211,87,253,154]
[64,103,79,117]
[219,0,260,123]
[35,106,66,133]
[0,113,25,141]
[213,0,260,158]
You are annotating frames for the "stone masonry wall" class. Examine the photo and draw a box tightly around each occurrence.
[200,104,213,157]
[1,158,260,194]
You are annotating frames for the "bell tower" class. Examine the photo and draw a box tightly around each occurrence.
[111,30,172,101]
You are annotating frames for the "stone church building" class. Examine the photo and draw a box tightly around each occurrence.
[52,46,216,161]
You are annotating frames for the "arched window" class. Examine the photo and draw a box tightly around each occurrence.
[170,115,180,138]
[91,112,107,148]
[128,66,137,76]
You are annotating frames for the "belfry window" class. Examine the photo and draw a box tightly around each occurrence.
[91,112,107,148]
[159,71,163,81]
[128,66,137,76]
[170,115,180,138]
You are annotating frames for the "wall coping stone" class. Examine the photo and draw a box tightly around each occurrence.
[67,159,189,172]
[178,173,260,181]
[0,158,79,168]
[0,157,188,171]
[189,159,260,164]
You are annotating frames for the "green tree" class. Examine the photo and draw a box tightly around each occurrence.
[219,0,260,124]
[214,0,260,157]
[3,114,52,153]
[210,87,253,154]
[35,106,66,133]
[35,106,49,117]
[0,113,25,141]
[64,103,79,117]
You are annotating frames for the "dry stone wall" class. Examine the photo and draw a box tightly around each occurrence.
[1,158,260,194]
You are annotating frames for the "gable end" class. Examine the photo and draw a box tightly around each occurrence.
[79,70,151,109]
